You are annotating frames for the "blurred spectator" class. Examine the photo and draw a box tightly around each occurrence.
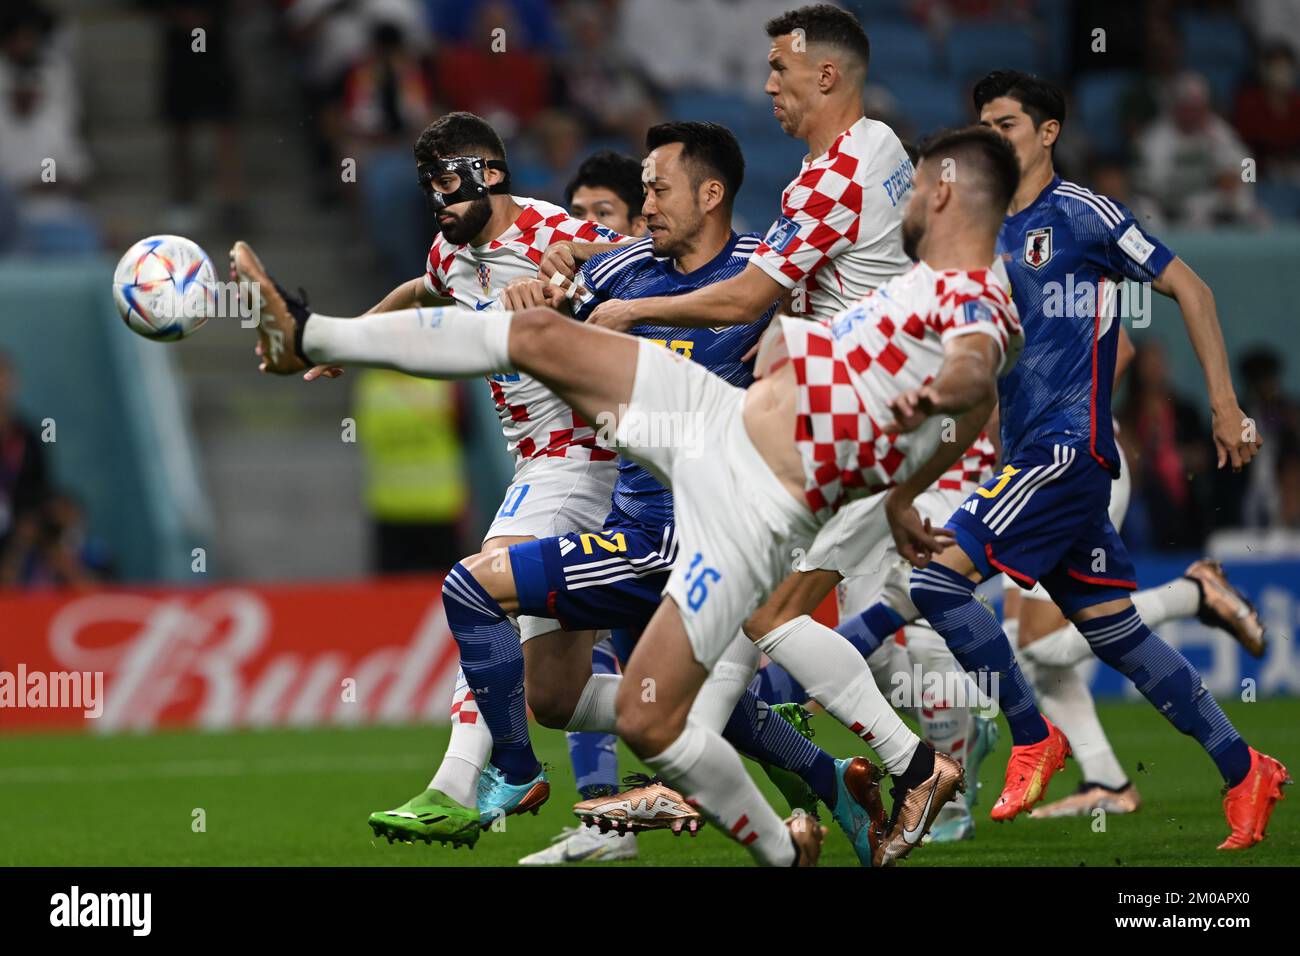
[353,371,469,572]
[1234,42,1300,182]
[1246,0,1300,74]
[426,0,557,50]
[284,0,429,204]
[0,492,114,589]
[342,20,437,284]
[1118,341,1212,550]
[511,109,587,203]
[0,351,50,586]
[433,0,551,134]
[1132,72,1258,228]
[0,1,100,255]
[1237,347,1300,529]
[148,0,247,233]
[553,0,659,144]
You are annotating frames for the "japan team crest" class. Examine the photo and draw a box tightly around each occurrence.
[1023,227,1052,270]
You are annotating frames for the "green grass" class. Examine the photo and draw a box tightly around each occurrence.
[0,698,1295,867]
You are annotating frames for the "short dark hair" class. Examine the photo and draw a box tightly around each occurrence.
[917,125,1021,223]
[972,70,1066,129]
[766,4,870,78]
[564,150,645,218]
[645,121,745,209]
[414,111,506,165]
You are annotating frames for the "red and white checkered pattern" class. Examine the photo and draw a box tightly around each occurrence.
[781,262,1022,518]
[938,432,997,493]
[752,117,914,320]
[424,196,622,464]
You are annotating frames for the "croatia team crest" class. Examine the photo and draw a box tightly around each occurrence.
[477,261,491,294]
[1024,227,1052,269]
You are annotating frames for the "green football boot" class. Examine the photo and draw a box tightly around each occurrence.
[368,788,481,849]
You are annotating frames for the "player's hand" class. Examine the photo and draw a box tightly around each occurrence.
[538,241,579,284]
[1211,401,1262,471]
[587,298,640,332]
[885,386,941,434]
[501,277,551,311]
[256,341,343,380]
[884,489,954,568]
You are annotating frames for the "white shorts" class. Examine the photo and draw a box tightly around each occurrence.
[799,483,970,581]
[618,341,820,669]
[1007,441,1132,601]
[485,454,617,542]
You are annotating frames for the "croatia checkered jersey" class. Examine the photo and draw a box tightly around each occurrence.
[752,117,914,321]
[574,231,772,530]
[779,262,1022,518]
[996,176,1174,475]
[423,196,624,462]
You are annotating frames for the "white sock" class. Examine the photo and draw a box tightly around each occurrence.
[905,625,975,808]
[645,724,794,866]
[755,615,919,774]
[1020,622,1093,669]
[302,306,514,376]
[565,673,620,734]
[1132,577,1200,628]
[429,667,492,807]
[689,634,759,732]
[1030,662,1128,790]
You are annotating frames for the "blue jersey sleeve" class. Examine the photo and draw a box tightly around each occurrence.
[1101,200,1174,283]
[573,237,653,322]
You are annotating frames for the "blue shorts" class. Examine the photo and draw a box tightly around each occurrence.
[509,521,677,633]
[945,442,1136,616]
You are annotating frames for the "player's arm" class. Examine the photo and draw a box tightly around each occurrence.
[882,334,1002,565]
[1114,323,1135,386]
[1152,256,1259,469]
[538,239,630,285]
[587,263,784,331]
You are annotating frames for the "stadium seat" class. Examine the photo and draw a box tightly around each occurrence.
[877,74,967,138]
[945,22,1041,83]
[861,18,938,81]
[1073,69,1141,161]
[1179,14,1252,70]
[668,90,770,140]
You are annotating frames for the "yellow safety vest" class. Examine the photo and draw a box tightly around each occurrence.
[354,370,467,522]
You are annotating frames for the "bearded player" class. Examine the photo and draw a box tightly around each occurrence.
[239,124,1025,866]
[313,111,635,843]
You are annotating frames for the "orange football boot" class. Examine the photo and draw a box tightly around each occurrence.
[1218,748,1291,850]
[990,717,1070,821]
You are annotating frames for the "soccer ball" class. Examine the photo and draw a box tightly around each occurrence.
[112,235,217,341]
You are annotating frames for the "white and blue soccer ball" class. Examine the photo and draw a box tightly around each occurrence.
[112,234,217,341]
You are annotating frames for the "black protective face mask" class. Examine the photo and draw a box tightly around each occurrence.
[417,155,512,211]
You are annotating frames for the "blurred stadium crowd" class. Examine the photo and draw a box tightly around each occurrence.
[1,0,1299,588]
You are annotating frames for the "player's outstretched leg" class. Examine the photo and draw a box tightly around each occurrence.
[1070,600,1289,849]
[909,560,1069,821]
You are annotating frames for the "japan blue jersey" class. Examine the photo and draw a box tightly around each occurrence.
[997,176,1174,474]
[573,231,774,529]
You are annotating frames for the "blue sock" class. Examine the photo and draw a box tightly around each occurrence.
[723,689,838,807]
[1077,607,1251,786]
[836,602,905,660]
[910,563,1048,746]
[748,662,807,706]
[566,639,620,798]
[441,563,539,784]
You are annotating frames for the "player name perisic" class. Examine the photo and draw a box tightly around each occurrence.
[50,886,151,936]
[0,664,102,718]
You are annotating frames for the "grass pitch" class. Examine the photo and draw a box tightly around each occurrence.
[1,698,1295,867]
